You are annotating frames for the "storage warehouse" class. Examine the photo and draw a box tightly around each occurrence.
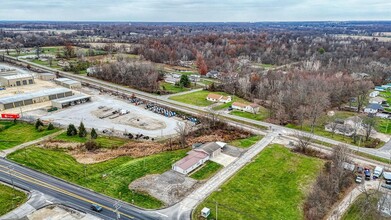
[38,73,56,81]
[54,77,82,89]
[0,73,34,87]
[51,94,91,109]
[0,88,73,110]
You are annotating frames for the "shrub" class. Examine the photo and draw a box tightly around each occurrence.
[35,119,44,129]
[78,122,87,138]
[85,140,101,152]
[37,125,45,132]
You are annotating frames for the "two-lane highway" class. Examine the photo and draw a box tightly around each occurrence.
[0,158,159,220]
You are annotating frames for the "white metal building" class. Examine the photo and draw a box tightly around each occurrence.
[51,94,91,109]
[54,77,82,89]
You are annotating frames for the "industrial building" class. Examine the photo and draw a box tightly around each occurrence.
[54,77,82,89]
[38,73,56,81]
[0,73,34,87]
[0,88,73,110]
[51,94,91,109]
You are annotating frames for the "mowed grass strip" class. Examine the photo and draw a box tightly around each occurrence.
[190,161,223,180]
[0,121,59,150]
[194,144,323,220]
[53,132,128,149]
[169,90,230,107]
[229,135,263,148]
[8,147,187,209]
[0,183,27,216]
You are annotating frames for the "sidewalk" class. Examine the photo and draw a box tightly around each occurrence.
[0,130,64,158]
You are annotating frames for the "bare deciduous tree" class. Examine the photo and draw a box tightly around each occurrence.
[175,122,189,148]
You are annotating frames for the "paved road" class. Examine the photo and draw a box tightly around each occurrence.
[0,159,160,220]
[158,132,278,220]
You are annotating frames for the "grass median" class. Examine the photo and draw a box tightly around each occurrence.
[0,184,27,216]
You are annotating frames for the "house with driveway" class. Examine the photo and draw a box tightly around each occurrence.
[206,93,232,103]
[232,102,260,114]
[172,142,226,175]
[364,103,384,114]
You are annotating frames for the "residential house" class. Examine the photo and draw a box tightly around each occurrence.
[325,116,362,137]
[364,103,384,114]
[375,86,387,92]
[172,142,226,175]
[232,102,260,114]
[164,73,181,84]
[189,74,200,82]
[206,70,219,79]
[369,97,386,105]
[206,93,232,103]
[172,151,209,175]
[369,91,380,98]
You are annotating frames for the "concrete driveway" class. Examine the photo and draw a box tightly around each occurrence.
[210,153,237,167]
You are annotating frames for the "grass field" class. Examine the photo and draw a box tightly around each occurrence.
[230,108,269,121]
[8,147,187,209]
[0,184,27,216]
[53,132,128,149]
[375,118,391,134]
[169,90,230,106]
[0,121,59,150]
[160,82,190,93]
[193,144,323,220]
[190,161,223,180]
[229,135,263,148]
[342,191,385,220]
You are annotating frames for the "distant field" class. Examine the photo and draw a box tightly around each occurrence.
[0,121,59,150]
[169,90,230,106]
[8,147,187,209]
[193,144,323,220]
[0,184,27,216]
[335,34,391,42]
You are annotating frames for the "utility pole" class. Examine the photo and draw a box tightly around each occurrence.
[8,166,16,208]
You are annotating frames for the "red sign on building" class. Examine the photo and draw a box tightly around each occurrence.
[1,114,20,119]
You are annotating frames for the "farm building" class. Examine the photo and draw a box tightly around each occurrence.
[38,73,56,81]
[206,93,232,103]
[51,94,91,109]
[172,142,226,175]
[0,73,34,87]
[54,78,82,89]
[232,102,260,113]
[0,88,73,110]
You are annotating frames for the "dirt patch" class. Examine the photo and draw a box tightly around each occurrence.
[129,170,200,206]
[27,205,101,220]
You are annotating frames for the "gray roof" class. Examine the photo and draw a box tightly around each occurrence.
[62,80,81,85]
[39,73,55,76]
[51,94,90,104]
[367,103,384,110]
[0,88,71,104]
[0,73,33,80]
[195,142,222,155]
[54,77,71,82]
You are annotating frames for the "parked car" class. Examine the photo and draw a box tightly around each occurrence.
[364,169,371,180]
[373,166,384,179]
[355,175,363,183]
[91,204,103,212]
[386,180,391,185]
[357,166,364,174]
[228,106,233,111]
[382,184,391,190]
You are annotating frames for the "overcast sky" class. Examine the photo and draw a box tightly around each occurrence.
[1,0,390,22]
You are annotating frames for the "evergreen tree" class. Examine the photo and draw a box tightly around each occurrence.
[47,123,54,130]
[35,119,44,129]
[179,75,190,88]
[90,128,98,139]
[67,124,77,136]
[78,122,87,138]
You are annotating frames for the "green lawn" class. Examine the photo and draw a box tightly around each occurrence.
[200,79,215,86]
[0,121,59,150]
[190,161,223,180]
[169,90,230,106]
[286,123,384,148]
[230,109,269,121]
[160,82,190,93]
[193,144,323,220]
[342,191,385,220]
[0,184,27,216]
[8,147,187,209]
[53,132,128,149]
[229,135,263,148]
[30,59,62,69]
[375,118,391,134]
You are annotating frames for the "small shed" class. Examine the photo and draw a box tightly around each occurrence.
[201,207,210,218]
[38,73,56,81]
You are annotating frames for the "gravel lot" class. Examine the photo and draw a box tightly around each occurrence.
[29,94,184,138]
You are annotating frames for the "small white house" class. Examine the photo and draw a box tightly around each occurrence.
[369,91,380,98]
[369,97,386,105]
[206,93,231,103]
[232,102,260,114]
